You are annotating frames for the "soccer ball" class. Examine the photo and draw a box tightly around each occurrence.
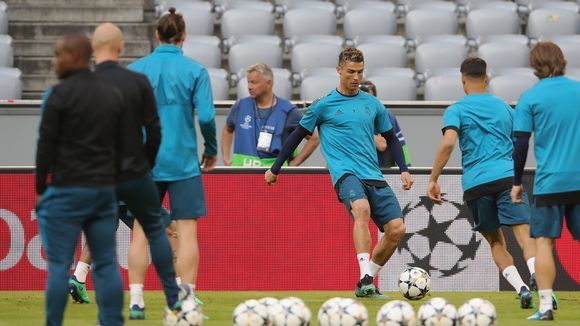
[285,296,312,323]
[317,297,345,326]
[398,267,432,300]
[164,298,203,326]
[232,299,269,326]
[376,300,417,326]
[269,297,311,326]
[417,297,457,326]
[325,298,369,326]
[457,298,496,326]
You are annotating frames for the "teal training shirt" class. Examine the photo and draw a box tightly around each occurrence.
[514,76,580,195]
[443,93,515,191]
[299,89,392,185]
[129,45,217,182]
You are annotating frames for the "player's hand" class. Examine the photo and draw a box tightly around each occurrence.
[201,154,217,172]
[401,171,413,190]
[511,185,524,204]
[223,156,232,166]
[427,181,444,204]
[264,169,278,185]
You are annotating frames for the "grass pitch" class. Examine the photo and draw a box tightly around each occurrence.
[0,291,579,325]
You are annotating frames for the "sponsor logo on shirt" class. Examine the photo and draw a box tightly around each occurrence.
[240,115,252,130]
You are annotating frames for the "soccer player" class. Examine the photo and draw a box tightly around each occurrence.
[511,42,580,321]
[36,33,124,326]
[67,23,183,319]
[428,57,539,309]
[129,7,218,302]
[264,48,413,298]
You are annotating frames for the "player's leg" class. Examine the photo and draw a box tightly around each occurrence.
[69,241,92,303]
[166,220,180,281]
[83,187,124,326]
[37,187,84,326]
[127,220,149,319]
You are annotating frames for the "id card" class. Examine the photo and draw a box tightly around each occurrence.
[256,130,273,153]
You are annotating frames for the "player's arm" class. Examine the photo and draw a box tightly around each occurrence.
[381,129,413,190]
[35,90,62,196]
[141,77,161,168]
[221,102,239,166]
[193,68,217,171]
[511,132,530,204]
[428,128,458,204]
[289,128,319,166]
[265,126,310,185]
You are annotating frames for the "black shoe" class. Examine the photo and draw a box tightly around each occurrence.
[527,309,554,321]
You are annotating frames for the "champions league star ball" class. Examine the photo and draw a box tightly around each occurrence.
[398,267,432,300]
[232,299,270,326]
[317,297,344,326]
[317,298,369,326]
[417,297,457,326]
[269,297,312,326]
[376,300,417,326]
[457,298,497,326]
[164,298,203,326]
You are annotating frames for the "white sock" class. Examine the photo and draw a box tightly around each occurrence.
[369,260,383,278]
[73,262,91,283]
[539,289,553,313]
[175,277,181,286]
[357,253,371,280]
[502,265,527,293]
[527,257,536,276]
[129,284,145,308]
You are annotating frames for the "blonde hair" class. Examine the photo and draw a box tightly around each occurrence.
[247,63,273,81]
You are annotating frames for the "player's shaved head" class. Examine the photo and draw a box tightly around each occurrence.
[92,23,123,51]
[53,33,92,79]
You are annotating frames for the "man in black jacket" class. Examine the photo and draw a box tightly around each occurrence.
[66,23,182,320]
[36,33,124,326]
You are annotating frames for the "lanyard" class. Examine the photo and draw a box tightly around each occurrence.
[253,95,276,130]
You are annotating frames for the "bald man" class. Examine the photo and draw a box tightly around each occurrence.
[36,33,124,326]
[66,23,183,320]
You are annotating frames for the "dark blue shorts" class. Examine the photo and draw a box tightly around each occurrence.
[531,203,580,239]
[157,175,207,220]
[466,189,530,232]
[338,175,403,232]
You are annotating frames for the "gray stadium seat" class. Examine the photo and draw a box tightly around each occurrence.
[223,35,281,53]
[0,1,7,35]
[528,0,579,12]
[466,0,518,11]
[466,9,520,43]
[186,35,221,47]
[357,42,407,69]
[551,35,580,68]
[399,0,457,14]
[478,34,529,46]
[207,68,230,101]
[566,68,580,81]
[291,42,342,74]
[343,9,398,41]
[489,73,538,102]
[353,35,406,47]
[344,0,396,12]
[182,40,221,68]
[367,69,417,101]
[237,68,293,100]
[220,0,274,12]
[283,8,337,39]
[477,41,530,72]
[415,41,467,80]
[283,0,336,12]
[221,9,275,39]
[527,9,580,41]
[405,9,459,48]
[300,74,338,100]
[0,35,13,67]
[175,1,214,36]
[0,67,22,100]
[285,34,343,53]
[228,41,283,75]
[424,72,465,101]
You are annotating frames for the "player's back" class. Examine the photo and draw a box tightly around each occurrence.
[444,93,514,190]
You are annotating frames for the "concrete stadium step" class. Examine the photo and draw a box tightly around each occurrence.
[15,57,139,75]
[13,39,151,57]
[9,22,154,40]
[7,5,144,23]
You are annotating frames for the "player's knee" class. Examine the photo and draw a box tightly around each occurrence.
[386,219,406,242]
[351,200,371,221]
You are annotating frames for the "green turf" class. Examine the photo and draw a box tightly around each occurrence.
[0,291,578,325]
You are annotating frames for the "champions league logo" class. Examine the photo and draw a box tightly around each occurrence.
[240,115,252,130]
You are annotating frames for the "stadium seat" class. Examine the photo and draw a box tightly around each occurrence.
[527,9,580,41]
[343,9,397,42]
[223,35,281,53]
[221,9,275,40]
[357,42,407,69]
[0,1,7,35]
[285,34,343,53]
[415,41,467,81]
[282,0,336,12]
[477,41,530,73]
[478,34,529,46]
[182,40,221,68]
[291,42,342,75]
[186,35,221,47]
[228,41,283,75]
[175,1,214,36]
[300,74,338,100]
[551,35,580,68]
[466,0,518,11]
[398,0,457,15]
[424,72,465,101]
[466,9,520,44]
[236,68,293,100]
[220,0,274,12]
[566,68,580,81]
[0,35,13,67]
[489,73,538,102]
[352,35,406,47]
[343,0,396,13]
[207,68,230,101]
[0,67,22,100]
[405,9,459,48]
[367,69,417,101]
[528,0,580,12]
[283,8,337,40]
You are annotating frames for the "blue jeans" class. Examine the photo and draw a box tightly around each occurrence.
[37,186,123,326]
